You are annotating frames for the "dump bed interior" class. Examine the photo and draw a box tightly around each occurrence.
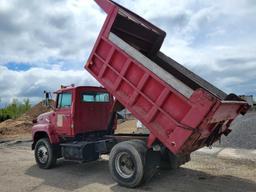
[109,0,228,100]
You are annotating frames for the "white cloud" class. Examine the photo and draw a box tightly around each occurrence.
[0,0,106,66]
[0,66,99,105]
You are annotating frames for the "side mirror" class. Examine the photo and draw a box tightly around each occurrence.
[43,90,56,110]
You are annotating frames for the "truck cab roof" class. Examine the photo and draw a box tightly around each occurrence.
[55,86,107,93]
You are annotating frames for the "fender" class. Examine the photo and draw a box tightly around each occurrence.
[32,123,59,145]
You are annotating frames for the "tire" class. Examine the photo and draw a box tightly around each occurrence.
[159,150,176,170]
[127,140,160,181]
[159,150,191,170]
[34,138,57,169]
[109,140,147,188]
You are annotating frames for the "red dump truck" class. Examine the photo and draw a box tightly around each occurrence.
[32,0,249,188]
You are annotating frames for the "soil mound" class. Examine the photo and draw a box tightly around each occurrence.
[0,100,54,136]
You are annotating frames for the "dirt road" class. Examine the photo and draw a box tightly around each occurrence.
[0,145,255,192]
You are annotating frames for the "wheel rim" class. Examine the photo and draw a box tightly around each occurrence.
[115,152,135,179]
[37,145,48,164]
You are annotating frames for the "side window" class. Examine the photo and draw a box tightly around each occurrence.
[82,92,110,103]
[57,93,72,108]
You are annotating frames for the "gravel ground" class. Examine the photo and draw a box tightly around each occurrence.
[0,146,255,192]
[214,111,256,149]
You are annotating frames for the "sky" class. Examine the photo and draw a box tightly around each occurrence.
[0,0,256,106]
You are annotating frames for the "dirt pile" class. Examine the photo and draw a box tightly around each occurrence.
[0,100,54,137]
[116,119,137,133]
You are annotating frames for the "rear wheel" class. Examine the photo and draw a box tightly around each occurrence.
[159,149,191,169]
[109,140,147,188]
[34,138,57,169]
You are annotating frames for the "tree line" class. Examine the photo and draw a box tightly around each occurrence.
[0,98,31,122]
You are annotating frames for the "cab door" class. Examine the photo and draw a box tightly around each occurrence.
[77,91,112,133]
[55,92,72,136]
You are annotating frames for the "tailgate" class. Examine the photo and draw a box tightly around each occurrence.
[209,101,249,123]
[180,100,249,153]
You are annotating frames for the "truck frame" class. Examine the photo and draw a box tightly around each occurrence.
[32,0,249,188]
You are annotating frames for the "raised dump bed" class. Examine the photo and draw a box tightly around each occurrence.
[85,0,249,155]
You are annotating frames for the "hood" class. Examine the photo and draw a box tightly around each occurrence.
[37,111,54,124]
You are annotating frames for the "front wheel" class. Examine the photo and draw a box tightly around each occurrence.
[34,138,57,169]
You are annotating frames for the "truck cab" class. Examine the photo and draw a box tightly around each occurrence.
[32,86,116,168]
[53,86,114,137]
